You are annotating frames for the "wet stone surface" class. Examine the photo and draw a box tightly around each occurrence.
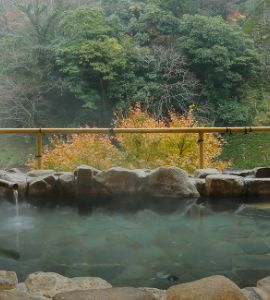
[0,271,18,291]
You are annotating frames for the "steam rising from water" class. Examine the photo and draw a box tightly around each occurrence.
[0,197,270,288]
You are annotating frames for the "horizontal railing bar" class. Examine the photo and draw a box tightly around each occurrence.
[0,126,268,170]
[0,127,270,134]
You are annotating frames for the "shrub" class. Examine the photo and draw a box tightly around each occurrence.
[28,104,231,172]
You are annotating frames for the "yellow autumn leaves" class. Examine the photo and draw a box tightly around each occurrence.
[28,104,231,172]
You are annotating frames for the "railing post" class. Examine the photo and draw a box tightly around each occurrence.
[198,132,204,169]
[36,131,43,169]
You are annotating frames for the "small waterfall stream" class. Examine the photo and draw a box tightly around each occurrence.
[13,189,19,218]
[13,189,20,253]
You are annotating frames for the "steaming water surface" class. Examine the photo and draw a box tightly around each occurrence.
[0,198,270,289]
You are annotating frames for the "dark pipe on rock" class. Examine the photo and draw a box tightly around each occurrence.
[0,179,18,191]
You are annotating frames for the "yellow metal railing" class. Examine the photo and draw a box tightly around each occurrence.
[0,126,268,169]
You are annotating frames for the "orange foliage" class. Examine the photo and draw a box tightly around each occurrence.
[227,10,246,23]
[28,104,231,172]
[28,134,118,171]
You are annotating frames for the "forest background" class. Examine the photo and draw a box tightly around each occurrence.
[0,0,269,169]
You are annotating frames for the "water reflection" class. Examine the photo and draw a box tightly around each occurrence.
[26,195,203,216]
[0,196,269,289]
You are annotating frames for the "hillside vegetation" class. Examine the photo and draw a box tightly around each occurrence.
[0,0,267,127]
[0,0,269,169]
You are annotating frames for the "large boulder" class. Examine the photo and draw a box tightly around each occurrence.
[223,170,254,177]
[242,287,267,300]
[74,165,100,184]
[0,271,18,291]
[27,170,55,178]
[25,272,111,298]
[58,172,76,198]
[190,178,207,197]
[194,168,219,179]
[139,288,167,300]
[141,167,199,198]
[0,169,28,196]
[245,178,270,196]
[257,276,270,298]
[206,175,245,197]
[53,287,155,300]
[167,275,247,300]
[95,167,149,195]
[254,167,270,178]
[0,291,47,300]
[74,165,100,196]
[0,284,47,300]
[28,175,57,197]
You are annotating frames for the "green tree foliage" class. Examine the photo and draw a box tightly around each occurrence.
[54,6,198,123]
[54,8,134,124]
[15,0,63,43]
[0,0,265,127]
[244,0,270,80]
[123,45,198,116]
[129,3,181,44]
[241,0,270,125]
[149,0,195,17]
[178,14,261,124]
[0,0,65,127]
[195,0,239,17]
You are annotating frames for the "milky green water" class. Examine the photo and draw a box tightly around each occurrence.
[0,198,270,289]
